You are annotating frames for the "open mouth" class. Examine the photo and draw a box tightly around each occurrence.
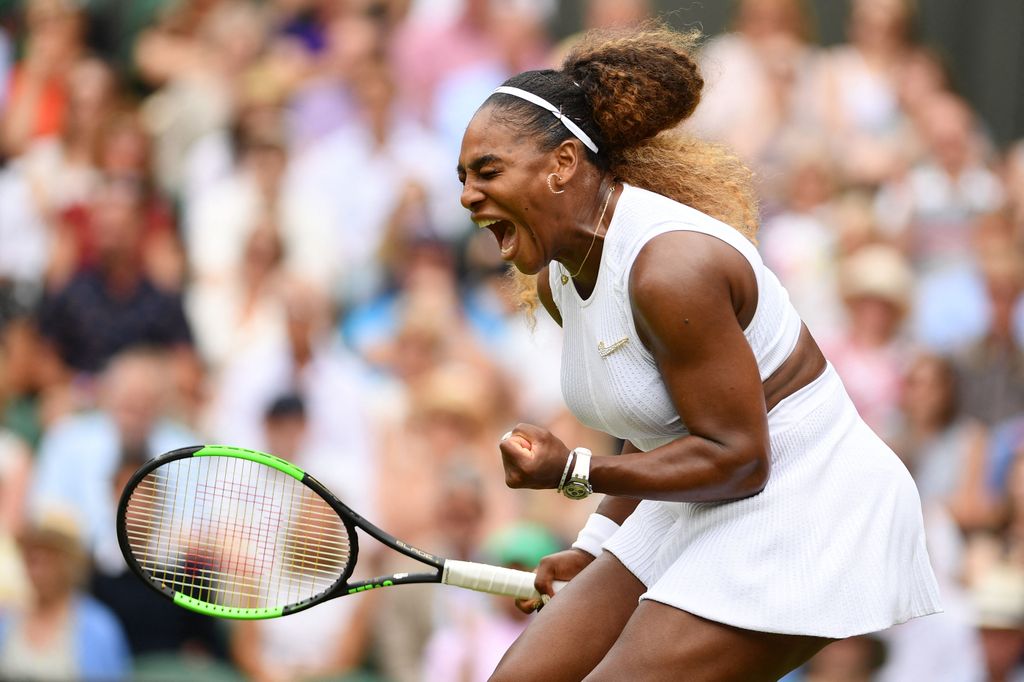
[476,219,519,260]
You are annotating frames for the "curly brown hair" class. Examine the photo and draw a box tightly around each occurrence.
[486,23,758,320]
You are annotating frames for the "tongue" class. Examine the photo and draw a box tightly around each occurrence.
[500,223,518,258]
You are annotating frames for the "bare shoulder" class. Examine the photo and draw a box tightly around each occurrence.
[629,230,739,295]
[628,230,755,348]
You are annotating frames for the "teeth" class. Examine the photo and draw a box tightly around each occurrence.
[475,218,499,228]
[500,224,516,256]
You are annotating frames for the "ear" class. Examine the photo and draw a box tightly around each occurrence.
[551,139,584,183]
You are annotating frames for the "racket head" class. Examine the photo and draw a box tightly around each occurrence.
[117,445,359,620]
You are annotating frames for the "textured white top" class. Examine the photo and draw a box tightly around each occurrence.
[548,184,803,452]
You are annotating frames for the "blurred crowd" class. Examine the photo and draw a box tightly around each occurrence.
[0,0,1021,680]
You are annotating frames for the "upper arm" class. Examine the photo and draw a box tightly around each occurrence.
[536,266,562,327]
[629,231,769,460]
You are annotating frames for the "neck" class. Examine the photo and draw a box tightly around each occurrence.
[102,257,141,295]
[33,591,73,617]
[559,177,618,292]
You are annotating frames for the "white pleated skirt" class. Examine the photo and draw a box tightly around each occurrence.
[604,364,943,638]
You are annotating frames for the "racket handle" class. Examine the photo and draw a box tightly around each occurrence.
[442,560,568,600]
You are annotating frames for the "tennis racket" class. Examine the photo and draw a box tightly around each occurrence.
[117,444,564,620]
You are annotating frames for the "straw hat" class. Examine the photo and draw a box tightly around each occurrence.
[16,507,90,583]
[971,562,1024,630]
[839,244,914,313]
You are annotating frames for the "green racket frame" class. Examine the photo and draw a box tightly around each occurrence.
[117,445,474,620]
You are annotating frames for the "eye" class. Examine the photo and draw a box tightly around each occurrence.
[480,169,499,179]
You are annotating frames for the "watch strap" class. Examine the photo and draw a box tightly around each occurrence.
[570,447,591,482]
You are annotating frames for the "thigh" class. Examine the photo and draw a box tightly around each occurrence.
[489,552,646,682]
[586,600,834,682]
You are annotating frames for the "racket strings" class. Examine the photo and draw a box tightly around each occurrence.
[123,456,352,610]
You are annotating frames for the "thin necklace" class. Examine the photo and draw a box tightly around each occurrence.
[562,182,617,286]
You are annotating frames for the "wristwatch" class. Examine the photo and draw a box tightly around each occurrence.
[561,448,593,500]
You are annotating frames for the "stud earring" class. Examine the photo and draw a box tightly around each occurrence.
[547,173,565,195]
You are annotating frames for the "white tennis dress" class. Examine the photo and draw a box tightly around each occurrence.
[548,184,942,637]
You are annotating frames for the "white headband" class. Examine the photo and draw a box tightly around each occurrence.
[492,86,599,154]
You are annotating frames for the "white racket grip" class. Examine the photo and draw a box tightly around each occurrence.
[441,560,567,602]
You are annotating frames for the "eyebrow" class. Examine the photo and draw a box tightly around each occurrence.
[456,154,502,175]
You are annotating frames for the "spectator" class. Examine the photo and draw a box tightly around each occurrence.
[0,509,131,681]
[891,353,989,510]
[36,175,194,376]
[955,239,1024,426]
[0,0,85,156]
[50,107,184,294]
[875,92,1004,275]
[822,244,914,442]
[911,211,1024,353]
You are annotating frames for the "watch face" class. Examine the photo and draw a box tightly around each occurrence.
[563,480,592,500]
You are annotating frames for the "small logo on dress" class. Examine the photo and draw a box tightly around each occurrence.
[597,337,629,357]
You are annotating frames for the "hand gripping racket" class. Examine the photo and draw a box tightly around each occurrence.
[117,445,563,620]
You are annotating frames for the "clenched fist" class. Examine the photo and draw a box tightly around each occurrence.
[498,423,572,490]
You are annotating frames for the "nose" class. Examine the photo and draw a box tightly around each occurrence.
[460,179,484,211]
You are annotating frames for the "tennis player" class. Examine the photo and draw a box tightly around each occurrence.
[456,24,942,682]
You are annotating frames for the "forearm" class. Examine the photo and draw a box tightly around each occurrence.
[589,435,768,503]
[592,441,642,523]
[594,494,640,524]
